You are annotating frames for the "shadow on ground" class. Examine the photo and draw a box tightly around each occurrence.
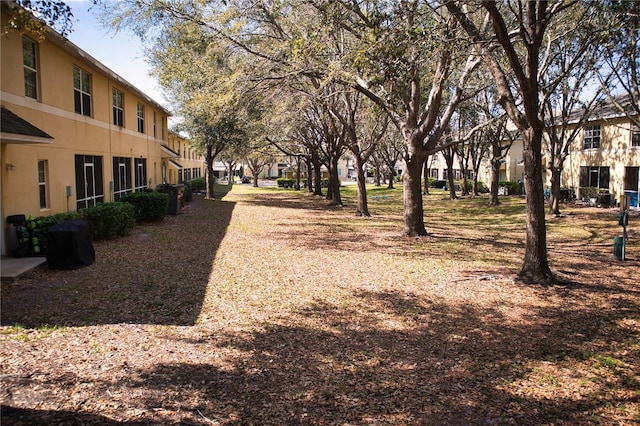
[0,196,235,327]
[4,287,637,424]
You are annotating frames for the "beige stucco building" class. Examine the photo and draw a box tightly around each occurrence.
[424,99,639,206]
[558,104,639,205]
[165,131,205,185]
[0,3,186,255]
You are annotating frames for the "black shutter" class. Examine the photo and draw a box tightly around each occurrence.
[599,167,610,189]
[94,156,104,203]
[75,155,85,202]
[579,166,588,187]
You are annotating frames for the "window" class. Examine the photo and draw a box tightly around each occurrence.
[38,160,48,209]
[75,155,104,210]
[579,166,609,189]
[23,37,38,99]
[153,111,157,138]
[583,125,601,150]
[73,66,92,116]
[625,167,639,191]
[112,88,124,127]
[134,158,147,191]
[137,103,145,133]
[632,125,640,148]
[430,169,439,180]
[113,157,132,200]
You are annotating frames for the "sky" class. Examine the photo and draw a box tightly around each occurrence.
[64,0,167,108]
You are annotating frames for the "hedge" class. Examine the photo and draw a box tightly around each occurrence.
[499,181,521,196]
[28,202,135,249]
[82,202,136,239]
[190,177,205,193]
[121,191,169,222]
[276,178,296,188]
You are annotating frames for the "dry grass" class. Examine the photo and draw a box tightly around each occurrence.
[1,184,639,425]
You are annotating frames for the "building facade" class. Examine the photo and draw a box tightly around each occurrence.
[559,102,639,206]
[1,3,173,255]
[165,131,205,185]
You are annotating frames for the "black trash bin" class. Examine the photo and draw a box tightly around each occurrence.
[46,220,95,269]
[156,184,184,215]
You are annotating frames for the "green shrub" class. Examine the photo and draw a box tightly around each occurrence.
[190,177,205,192]
[122,191,168,222]
[580,186,599,200]
[26,212,82,253]
[183,181,193,203]
[499,181,520,196]
[476,181,489,193]
[427,177,435,188]
[82,202,135,239]
[276,178,295,188]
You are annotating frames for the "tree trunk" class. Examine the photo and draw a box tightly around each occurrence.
[356,160,370,217]
[306,158,313,193]
[312,157,323,196]
[328,157,342,205]
[422,159,430,195]
[253,176,259,188]
[445,154,457,200]
[387,168,395,189]
[548,166,562,216]
[488,158,500,206]
[402,151,427,236]
[295,157,301,190]
[205,147,216,200]
[519,128,553,283]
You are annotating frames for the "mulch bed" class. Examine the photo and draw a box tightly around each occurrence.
[1,187,639,425]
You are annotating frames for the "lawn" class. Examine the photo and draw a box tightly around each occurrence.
[1,183,639,425]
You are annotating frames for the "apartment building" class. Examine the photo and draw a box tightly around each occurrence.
[424,96,639,206]
[560,97,639,206]
[1,3,173,255]
[165,131,205,185]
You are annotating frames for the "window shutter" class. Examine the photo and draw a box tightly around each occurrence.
[579,166,588,187]
[599,167,610,189]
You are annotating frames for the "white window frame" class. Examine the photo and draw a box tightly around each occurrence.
[583,125,601,150]
[23,36,38,100]
[632,125,640,148]
[112,88,124,127]
[137,103,145,133]
[38,160,48,209]
[74,66,92,116]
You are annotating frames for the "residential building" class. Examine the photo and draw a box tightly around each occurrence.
[557,96,639,206]
[165,131,205,184]
[1,2,172,255]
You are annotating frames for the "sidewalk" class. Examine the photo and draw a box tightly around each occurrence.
[1,256,47,282]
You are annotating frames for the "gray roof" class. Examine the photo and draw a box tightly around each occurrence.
[1,107,53,139]
[567,94,639,124]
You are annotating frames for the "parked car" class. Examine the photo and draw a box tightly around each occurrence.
[241,176,251,184]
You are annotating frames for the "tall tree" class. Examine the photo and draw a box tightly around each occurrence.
[446,0,599,283]
[311,0,481,235]
[597,0,640,126]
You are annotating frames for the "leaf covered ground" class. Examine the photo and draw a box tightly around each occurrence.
[1,184,639,425]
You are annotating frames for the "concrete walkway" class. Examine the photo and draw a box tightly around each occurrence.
[1,256,47,282]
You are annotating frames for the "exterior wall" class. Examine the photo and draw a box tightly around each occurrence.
[425,139,525,188]
[166,132,205,185]
[1,5,170,255]
[553,116,639,202]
